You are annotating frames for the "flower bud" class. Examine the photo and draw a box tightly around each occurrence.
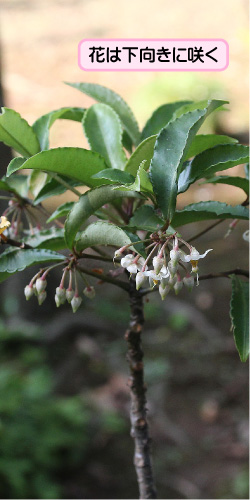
[35,278,47,294]
[136,271,147,290]
[55,286,66,304]
[24,285,34,301]
[168,260,178,277]
[37,290,47,306]
[71,295,82,313]
[174,280,183,295]
[55,286,66,306]
[183,275,194,292]
[153,256,165,275]
[66,288,74,303]
[83,286,96,299]
[159,284,170,300]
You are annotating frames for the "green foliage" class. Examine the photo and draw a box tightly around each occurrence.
[178,144,249,193]
[171,202,249,227]
[32,107,85,150]
[7,147,109,188]
[75,221,136,253]
[0,248,65,283]
[83,103,127,169]
[230,275,249,362]
[0,323,126,499]
[0,107,40,157]
[66,82,140,145]
[0,84,248,363]
[65,184,141,249]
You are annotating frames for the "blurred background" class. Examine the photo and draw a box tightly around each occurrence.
[0,0,249,498]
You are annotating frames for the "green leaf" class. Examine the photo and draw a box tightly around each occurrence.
[32,107,85,150]
[171,201,249,227]
[0,108,40,157]
[0,247,65,283]
[128,205,164,231]
[33,176,83,205]
[6,174,29,198]
[173,99,228,119]
[178,144,249,193]
[66,82,140,146]
[6,147,108,187]
[125,135,157,176]
[46,202,74,223]
[83,103,127,170]
[92,169,134,184]
[28,171,48,198]
[202,175,249,195]
[23,228,66,251]
[115,160,153,195]
[75,221,135,253]
[65,185,142,249]
[184,134,238,160]
[122,130,133,153]
[149,105,222,222]
[0,173,29,198]
[141,101,192,140]
[230,275,249,362]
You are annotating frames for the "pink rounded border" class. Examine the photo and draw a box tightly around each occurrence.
[78,38,229,72]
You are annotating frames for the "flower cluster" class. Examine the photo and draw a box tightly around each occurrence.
[116,234,212,299]
[24,266,95,313]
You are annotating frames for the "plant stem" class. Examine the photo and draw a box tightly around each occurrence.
[48,173,82,197]
[125,281,157,499]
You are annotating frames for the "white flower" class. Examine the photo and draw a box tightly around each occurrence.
[152,255,165,275]
[24,285,34,301]
[83,286,96,299]
[121,254,147,274]
[71,295,82,313]
[144,266,169,285]
[136,271,148,290]
[35,278,47,294]
[180,246,213,264]
[159,283,171,300]
[37,291,47,306]
[174,279,183,295]
[183,275,194,292]
[243,230,249,242]
[66,288,74,303]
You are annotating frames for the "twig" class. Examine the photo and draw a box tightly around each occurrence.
[125,280,157,499]
[77,264,130,291]
[187,219,224,244]
[0,234,33,249]
[199,268,249,280]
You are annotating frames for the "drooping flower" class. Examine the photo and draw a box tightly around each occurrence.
[0,216,10,236]
[144,266,170,285]
[152,255,165,275]
[121,254,147,274]
[71,295,82,313]
[83,286,96,299]
[180,246,213,284]
[136,271,148,290]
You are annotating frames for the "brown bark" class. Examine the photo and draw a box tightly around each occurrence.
[125,283,157,499]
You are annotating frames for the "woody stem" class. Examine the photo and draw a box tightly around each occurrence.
[125,280,157,499]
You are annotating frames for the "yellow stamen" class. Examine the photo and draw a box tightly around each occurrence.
[153,279,159,285]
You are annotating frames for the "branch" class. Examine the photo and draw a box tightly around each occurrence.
[0,234,33,249]
[77,264,130,291]
[125,280,157,499]
[199,268,249,280]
